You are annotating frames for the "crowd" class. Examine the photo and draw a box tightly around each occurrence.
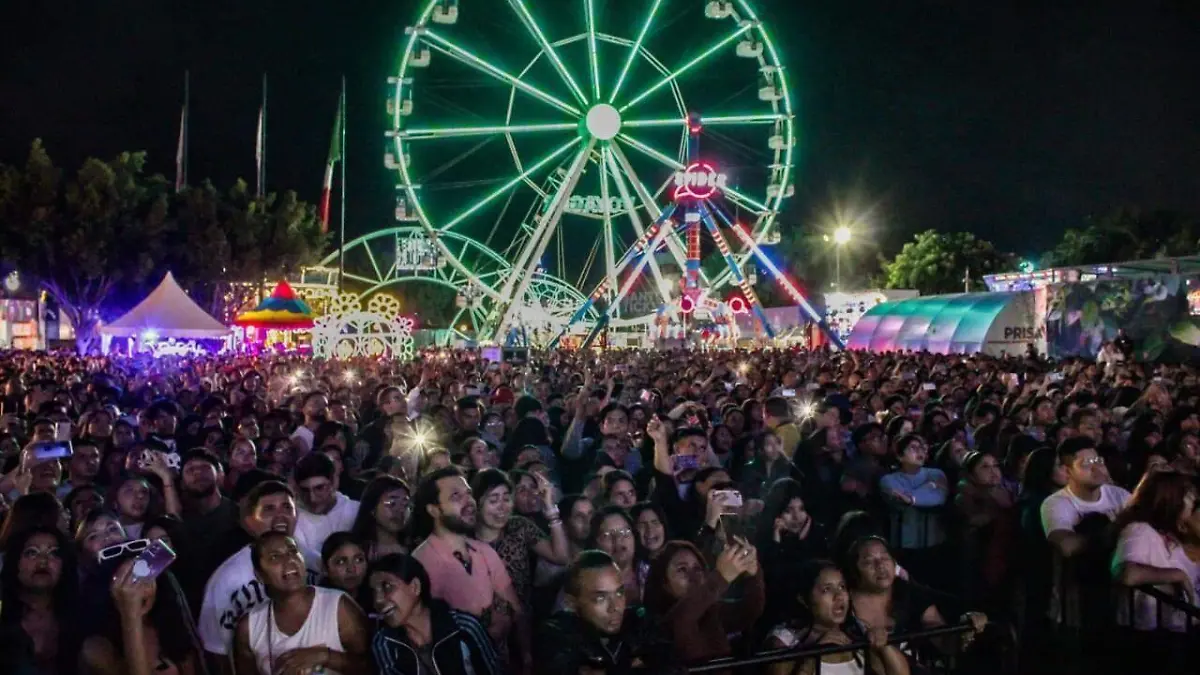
[0,343,1197,675]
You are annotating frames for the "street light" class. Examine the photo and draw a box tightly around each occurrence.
[833,226,852,290]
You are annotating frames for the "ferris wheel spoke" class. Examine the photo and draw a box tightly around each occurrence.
[598,146,617,308]
[585,0,601,101]
[603,148,675,308]
[442,137,581,232]
[617,133,770,213]
[607,142,697,280]
[609,0,664,104]
[506,0,589,106]
[396,122,578,140]
[623,113,786,129]
[423,30,581,117]
[618,22,755,114]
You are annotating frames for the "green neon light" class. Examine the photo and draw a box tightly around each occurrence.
[398,122,577,139]
[622,114,785,129]
[617,133,770,212]
[508,0,588,106]
[424,30,580,116]
[443,138,580,231]
[586,0,601,101]
[619,22,753,114]
[609,0,663,104]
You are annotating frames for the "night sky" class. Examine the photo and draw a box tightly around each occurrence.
[2,0,1198,259]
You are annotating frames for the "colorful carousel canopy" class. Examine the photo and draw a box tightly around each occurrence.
[234,281,314,330]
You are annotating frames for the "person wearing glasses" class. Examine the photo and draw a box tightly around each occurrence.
[585,505,647,605]
[293,454,360,554]
[0,526,80,675]
[348,475,412,560]
[1041,437,1131,559]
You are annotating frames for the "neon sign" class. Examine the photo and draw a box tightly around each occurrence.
[673,162,728,201]
[567,195,633,215]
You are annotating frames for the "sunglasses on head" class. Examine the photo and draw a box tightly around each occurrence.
[97,537,151,563]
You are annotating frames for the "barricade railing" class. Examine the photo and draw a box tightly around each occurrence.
[1116,582,1200,632]
[686,623,973,674]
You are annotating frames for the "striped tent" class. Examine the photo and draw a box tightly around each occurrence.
[234,281,314,330]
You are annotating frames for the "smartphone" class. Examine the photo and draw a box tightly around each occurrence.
[639,389,655,404]
[54,421,72,442]
[781,388,796,397]
[31,440,73,461]
[669,454,700,475]
[922,382,937,392]
[723,382,734,392]
[481,346,502,363]
[130,539,177,581]
[1046,372,1064,383]
[805,382,821,392]
[711,489,744,509]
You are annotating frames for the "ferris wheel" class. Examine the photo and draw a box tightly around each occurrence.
[387,0,806,344]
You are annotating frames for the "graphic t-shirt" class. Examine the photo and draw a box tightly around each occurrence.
[197,542,322,655]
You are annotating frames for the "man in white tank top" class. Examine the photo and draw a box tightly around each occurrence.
[233,532,371,675]
[198,481,323,672]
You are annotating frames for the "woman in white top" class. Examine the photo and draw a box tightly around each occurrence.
[1111,470,1200,631]
[233,532,371,675]
[764,559,909,675]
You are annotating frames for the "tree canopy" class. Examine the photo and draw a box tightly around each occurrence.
[1043,206,1199,267]
[878,229,1014,295]
[0,139,326,352]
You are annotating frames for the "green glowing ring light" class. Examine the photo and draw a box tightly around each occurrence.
[388,0,795,341]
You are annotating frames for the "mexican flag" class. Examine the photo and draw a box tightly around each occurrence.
[319,90,345,233]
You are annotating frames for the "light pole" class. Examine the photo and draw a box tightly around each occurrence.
[833,226,852,290]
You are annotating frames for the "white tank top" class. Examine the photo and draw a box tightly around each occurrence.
[248,587,346,675]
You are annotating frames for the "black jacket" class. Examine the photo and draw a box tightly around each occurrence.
[372,600,502,675]
[535,610,675,675]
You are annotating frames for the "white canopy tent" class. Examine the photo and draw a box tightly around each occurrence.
[100,272,231,339]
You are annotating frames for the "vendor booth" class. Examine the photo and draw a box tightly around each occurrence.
[99,272,231,353]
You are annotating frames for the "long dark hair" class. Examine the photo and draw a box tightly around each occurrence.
[0,492,63,550]
[1020,447,1061,499]
[350,475,411,546]
[367,553,432,606]
[756,477,807,548]
[1111,471,1197,544]
[643,540,707,618]
[0,527,81,675]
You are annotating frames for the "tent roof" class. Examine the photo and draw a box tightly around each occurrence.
[845,291,1020,354]
[100,272,231,338]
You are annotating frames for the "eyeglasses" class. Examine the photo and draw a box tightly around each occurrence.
[1079,456,1106,467]
[598,528,633,541]
[97,537,151,562]
[381,498,410,511]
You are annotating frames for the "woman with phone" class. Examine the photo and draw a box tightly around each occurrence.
[80,552,204,675]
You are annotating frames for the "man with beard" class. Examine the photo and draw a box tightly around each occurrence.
[178,449,241,605]
[536,550,669,675]
[293,452,360,552]
[198,480,322,673]
[289,391,329,454]
[412,467,529,670]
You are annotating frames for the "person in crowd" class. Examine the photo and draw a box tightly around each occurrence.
[293,453,360,554]
[586,505,647,605]
[537,549,670,675]
[756,477,829,626]
[471,468,569,612]
[0,492,68,557]
[879,434,948,583]
[410,466,527,668]
[844,536,986,654]
[80,554,203,675]
[601,469,639,509]
[369,553,503,675]
[232,531,370,675]
[224,438,257,495]
[644,537,765,664]
[765,559,910,675]
[348,475,411,560]
[631,501,669,559]
[198,480,321,668]
[56,440,101,501]
[321,531,368,603]
[1110,471,1199,630]
[954,451,1017,606]
[288,392,329,454]
[1041,437,1132,558]
[62,485,104,532]
[0,526,80,675]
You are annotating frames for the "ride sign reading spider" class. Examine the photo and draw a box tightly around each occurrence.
[384,0,818,346]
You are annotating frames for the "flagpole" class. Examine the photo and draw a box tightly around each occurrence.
[257,73,267,199]
[338,76,347,292]
[184,71,189,188]
[176,71,190,192]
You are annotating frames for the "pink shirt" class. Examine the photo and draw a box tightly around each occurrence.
[413,535,515,617]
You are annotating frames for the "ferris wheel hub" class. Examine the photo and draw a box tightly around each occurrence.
[584,103,622,141]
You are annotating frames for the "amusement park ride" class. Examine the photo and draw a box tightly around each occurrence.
[299,0,838,350]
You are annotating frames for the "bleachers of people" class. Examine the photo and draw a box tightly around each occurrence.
[0,345,1196,675]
